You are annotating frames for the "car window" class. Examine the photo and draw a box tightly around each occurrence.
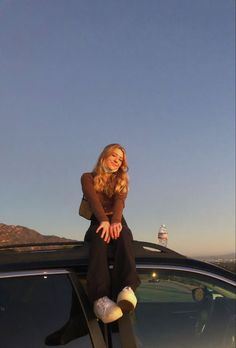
[133,268,236,348]
[0,273,93,348]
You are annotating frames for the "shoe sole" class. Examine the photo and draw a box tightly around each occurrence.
[117,299,135,313]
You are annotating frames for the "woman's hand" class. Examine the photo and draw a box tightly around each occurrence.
[110,222,122,239]
[96,221,111,243]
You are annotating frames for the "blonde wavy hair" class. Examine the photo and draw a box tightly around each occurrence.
[93,144,129,197]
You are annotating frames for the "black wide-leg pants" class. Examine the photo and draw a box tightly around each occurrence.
[84,216,140,303]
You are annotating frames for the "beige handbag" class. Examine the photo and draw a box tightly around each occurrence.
[79,196,92,220]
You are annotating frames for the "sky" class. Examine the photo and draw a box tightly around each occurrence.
[0,0,235,257]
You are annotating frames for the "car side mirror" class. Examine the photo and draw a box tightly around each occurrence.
[192,287,206,302]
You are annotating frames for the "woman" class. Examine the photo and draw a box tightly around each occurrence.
[81,143,140,324]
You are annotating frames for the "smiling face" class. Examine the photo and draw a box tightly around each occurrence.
[104,148,124,172]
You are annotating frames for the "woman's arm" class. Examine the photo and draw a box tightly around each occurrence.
[81,173,108,222]
[111,192,127,224]
[109,191,127,239]
[81,173,111,243]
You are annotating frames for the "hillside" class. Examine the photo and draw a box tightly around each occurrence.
[0,223,75,249]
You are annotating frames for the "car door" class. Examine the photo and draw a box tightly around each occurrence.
[0,269,106,348]
[132,265,236,348]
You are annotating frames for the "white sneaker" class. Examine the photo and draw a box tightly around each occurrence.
[117,286,137,313]
[94,296,123,323]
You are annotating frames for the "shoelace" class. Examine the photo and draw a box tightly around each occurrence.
[97,297,110,312]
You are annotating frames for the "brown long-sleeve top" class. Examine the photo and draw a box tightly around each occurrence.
[81,172,127,224]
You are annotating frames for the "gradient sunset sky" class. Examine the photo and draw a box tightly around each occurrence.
[1,0,235,256]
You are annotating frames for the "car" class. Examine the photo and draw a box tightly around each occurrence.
[0,240,235,348]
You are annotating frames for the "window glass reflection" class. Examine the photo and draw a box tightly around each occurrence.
[0,274,92,347]
[133,269,236,348]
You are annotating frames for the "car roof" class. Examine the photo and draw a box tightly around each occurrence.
[0,240,235,282]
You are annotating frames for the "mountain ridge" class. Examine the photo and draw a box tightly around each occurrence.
[0,223,75,248]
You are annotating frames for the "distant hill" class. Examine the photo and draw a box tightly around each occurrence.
[0,223,76,249]
[197,252,235,261]
[196,252,236,274]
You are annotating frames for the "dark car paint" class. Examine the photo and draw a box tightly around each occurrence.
[0,241,235,348]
